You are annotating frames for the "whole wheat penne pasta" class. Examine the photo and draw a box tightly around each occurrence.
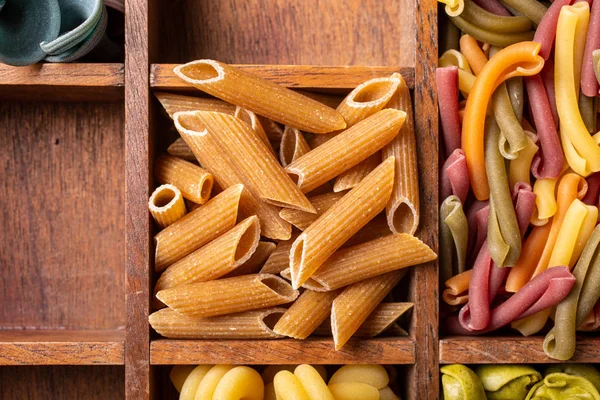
[212,366,264,400]
[257,116,284,141]
[331,270,407,350]
[157,273,299,318]
[333,153,381,192]
[313,310,408,337]
[155,155,214,204]
[343,213,392,248]
[353,303,413,338]
[279,268,327,292]
[154,91,235,118]
[306,234,436,291]
[286,110,404,194]
[149,307,286,339]
[234,106,273,153]
[149,184,187,229]
[279,126,310,167]
[155,216,260,292]
[260,235,299,276]
[279,191,346,231]
[296,90,344,109]
[174,60,346,133]
[167,138,196,161]
[382,76,420,234]
[154,184,242,271]
[223,241,276,278]
[174,111,292,240]
[186,110,315,213]
[443,270,472,306]
[289,157,395,289]
[273,289,340,339]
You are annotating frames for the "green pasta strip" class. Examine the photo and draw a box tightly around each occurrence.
[440,12,461,53]
[579,92,596,134]
[450,15,535,47]
[441,196,469,277]
[545,365,600,392]
[462,0,533,33]
[500,0,548,25]
[506,77,524,122]
[485,118,522,267]
[476,365,541,400]
[493,82,528,160]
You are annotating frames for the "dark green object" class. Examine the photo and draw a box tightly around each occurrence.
[476,365,542,400]
[441,364,487,400]
[0,0,61,65]
[526,373,600,399]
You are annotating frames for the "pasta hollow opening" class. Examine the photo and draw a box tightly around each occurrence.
[260,275,296,298]
[290,238,305,285]
[200,177,212,200]
[392,202,418,234]
[177,60,222,82]
[235,220,260,262]
[280,132,297,165]
[262,311,285,330]
[174,112,206,133]
[152,187,177,208]
[352,80,399,105]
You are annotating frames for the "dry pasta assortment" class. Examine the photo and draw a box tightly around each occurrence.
[440,363,600,400]
[170,364,401,400]
[438,0,600,360]
[148,60,437,350]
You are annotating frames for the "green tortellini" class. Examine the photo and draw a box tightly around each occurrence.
[525,373,600,400]
[441,364,487,400]
[476,365,542,400]
[545,364,600,392]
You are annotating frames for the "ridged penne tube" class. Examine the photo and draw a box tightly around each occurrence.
[279,191,346,231]
[344,214,392,248]
[330,364,390,389]
[154,184,242,271]
[331,270,407,350]
[174,60,346,133]
[155,155,214,204]
[234,106,273,153]
[149,184,187,229]
[305,234,435,291]
[260,233,299,275]
[328,382,379,400]
[174,111,292,240]
[170,365,195,393]
[273,289,340,339]
[443,270,471,306]
[154,91,235,118]
[179,365,213,400]
[333,153,381,192]
[167,138,196,161]
[286,110,405,193]
[289,157,395,289]
[274,371,310,400]
[212,366,264,400]
[353,303,413,338]
[156,273,299,318]
[257,116,284,141]
[155,216,260,292]
[224,241,276,278]
[383,76,420,234]
[294,365,334,400]
[149,307,286,339]
[279,126,310,167]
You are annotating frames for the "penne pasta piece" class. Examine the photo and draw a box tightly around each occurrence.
[274,371,310,400]
[382,77,420,234]
[328,382,379,400]
[331,270,407,350]
[256,116,284,141]
[154,184,242,271]
[195,365,235,400]
[443,270,471,306]
[156,273,299,318]
[149,307,286,339]
[279,126,311,167]
[296,90,344,109]
[343,213,392,248]
[223,241,276,278]
[260,233,299,275]
[155,155,214,204]
[212,366,264,400]
[179,365,213,400]
[353,303,413,338]
[278,268,326,292]
[149,184,187,229]
[175,111,292,240]
[459,34,488,75]
[294,365,334,400]
[330,364,389,389]
[174,60,346,133]
[234,106,274,154]
[155,216,260,292]
[286,110,405,193]
[333,153,380,193]
[279,191,346,231]
[170,365,195,393]
[273,289,340,339]
[305,234,435,291]
[167,138,196,161]
[154,91,235,118]
[289,157,395,289]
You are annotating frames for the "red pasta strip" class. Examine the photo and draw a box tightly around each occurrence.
[460,243,493,331]
[540,59,559,128]
[441,149,470,203]
[582,0,600,96]
[466,201,489,264]
[437,67,461,156]
[583,173,600,206]
[533,0,573,60]
[472,0,511,15]
[512,182,537,235]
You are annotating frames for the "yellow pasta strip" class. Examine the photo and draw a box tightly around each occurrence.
[179,365,212,400]
[149,184,187,229]
[458,70,477,95]
[438,0,465,16]
[439,49,473,74]
[569,205,599,267]
[509,132,538,188]
[170,365,195,393]
[294,365,335,400]
[274,371,310,400]
[167,138,196,161]
[223,241,276,278]
[548,199,589,267]
[155,91,235,118]
[174,60,346,133]
[279,191,346,231]
[195,365,235,400]
[155,155,214,204]
[212,366,264,400]
[290,157,395,289]
[328,382,380,400]
[279,126,311,167]
[532,178,558,222]
[330,364,390,389]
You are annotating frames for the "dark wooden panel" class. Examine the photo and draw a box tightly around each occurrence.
[0,101,124,330]
[0,366,124,399]
[150,0,415,67]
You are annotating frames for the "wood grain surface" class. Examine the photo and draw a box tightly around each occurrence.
[0,101,125,330]
[149,0,415,67]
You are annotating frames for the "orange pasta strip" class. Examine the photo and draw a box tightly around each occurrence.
[505,223,552,293]
[442,270,472,306]
[459,35,488,75]
[462,41,544,200]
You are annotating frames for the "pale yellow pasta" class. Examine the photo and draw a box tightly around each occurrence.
[264,382,276,400]
[294,364,334,400]
[327,382,379,400]
[273,289,340,339]
[438,49,472,73]
[149,307,286,339]
[305,234,435,291]
[262,366,328,385]
[174,111,292,240]
[509,132,539,188]
[155,155,214,204]
[353,303,413,338]
[279,191,346,231]
[331,270,407,350]
[330,365,390,389]
[260,234,299,275]
[570,206,598,266]
[174,60,346,133]
[234,106,273,152]
[212,366,264,400]
[379,386,401,400]
[167,138,196,161]
[274,370,310,400]
[179,364,212,400]
[548,199,590,267]
[154,91,235,118]
[333,153,381,192]
[438,0,464,16]
[170,365,195,393]
[280,126,311,167]
[155,216,260,292]
[458,69,476,95]
[154,184,243,271]
[224,241,276,278]
[289,157,395,289]
[156,273,298,318]
[532,177,558,225]
[195,364,234,400]
[149,184,187,229]
[285,110,404,193]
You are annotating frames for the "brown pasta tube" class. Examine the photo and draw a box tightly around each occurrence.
[155,155,214,204]
[167,138,196,161]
